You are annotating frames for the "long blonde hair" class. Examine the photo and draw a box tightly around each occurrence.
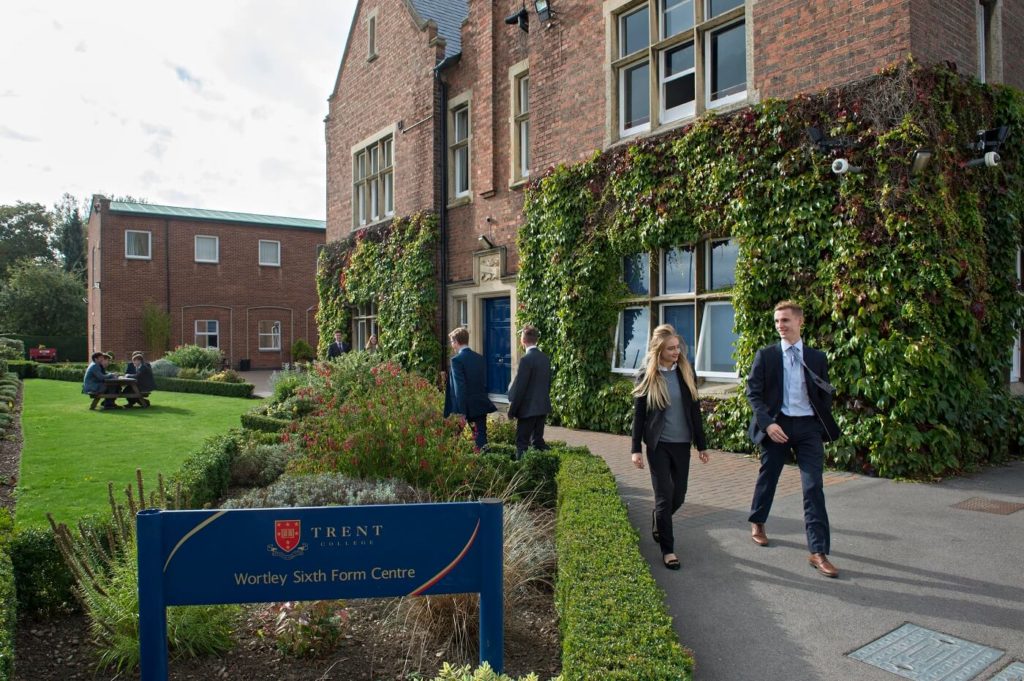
[632,324,698,410]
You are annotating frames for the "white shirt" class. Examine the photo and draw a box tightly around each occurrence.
[781,339,814,417]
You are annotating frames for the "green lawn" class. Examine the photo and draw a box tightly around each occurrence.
[16,379,262,528]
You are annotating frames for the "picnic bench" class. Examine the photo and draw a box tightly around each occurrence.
[88,376,151,410]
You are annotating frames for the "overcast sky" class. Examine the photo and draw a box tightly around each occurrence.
[0,2,357,220]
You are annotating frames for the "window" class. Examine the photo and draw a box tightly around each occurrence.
[613,238,739,378]
[612,0,747,139]
[352,301,378,351]
[259,320,282,351]
[195,320,219,348]
[195,235,219,263]
[353,135,394,227]
[259,240,281,267]
[455,298,469,331]
[513,71,531,182]
[368,15,377,60]
[450,103,470,199]
[125,230,151,259]
[1013,248,1021,382]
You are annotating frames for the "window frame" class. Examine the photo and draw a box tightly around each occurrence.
[258,320,282,351]
[612,304,651,374]
[704,19,747,110]
[449,101,471,201]
[660,40,697,123]
[352,301,378,351]
[694,299,738,378]
[511,63,531,185]
[259,239,281,267]
[455,297,470,332]
[352,131,395,229]
[194,319,219,349]
[1013,247,1021,382]
[367,13,377,61]
[125,230,152,260]
[194,235,219,264]
[706,237,738,290]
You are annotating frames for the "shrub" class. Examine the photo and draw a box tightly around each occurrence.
[0,510,14,681]
[288,361,477,498]
[431,662,558,681]
[169,433,241,508]
[268,367,311,404]
[556,448,692,680]
[163,345,221,372]
[140,302,171,355]
[208,369,245,384]
[177,367,202,380]
[4,361,34,379]
[34,364,84,382]
[290,338,315,363]
[221,473,423,509]
[8,524,79,616]
[0,339,24,361]
[151,358,179,377]
[0,358,6,378]
[229,442,295,488]
[253,600,349,658]
[486,415,517,446]
[153,376,254,398]
[265,393,316,420]
[240,409,290,433]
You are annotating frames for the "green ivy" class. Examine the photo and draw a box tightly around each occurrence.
[519,61,1024,478]
[316,213,441,375]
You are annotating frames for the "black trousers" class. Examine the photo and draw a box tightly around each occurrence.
[514,415,548,457]
[469,415,488,450]
[647,440,691,555]
[748,414,830,555]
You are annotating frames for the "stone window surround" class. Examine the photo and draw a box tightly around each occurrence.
[351,124,398,231]
[447,90,473,206]
[509,59,530,188]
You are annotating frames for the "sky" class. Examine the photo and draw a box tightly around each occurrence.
[0,1,358,221]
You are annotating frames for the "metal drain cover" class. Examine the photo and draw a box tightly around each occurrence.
[848,623,1004,680]
[950,497,1024,515]
[990,662,1024,681]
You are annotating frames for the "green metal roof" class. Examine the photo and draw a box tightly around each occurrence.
[108,201,326,231]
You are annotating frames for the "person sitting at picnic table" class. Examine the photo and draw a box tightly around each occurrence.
[82,351,117,410]
[124,351,156,407]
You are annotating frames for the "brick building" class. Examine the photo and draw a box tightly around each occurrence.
[326,0,1022,397]
[86,196,325,370]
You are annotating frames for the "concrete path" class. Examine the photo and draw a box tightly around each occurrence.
[238,369,274,398]
[547,425,1024,681]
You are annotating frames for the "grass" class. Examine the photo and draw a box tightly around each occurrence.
[15,379,262,528]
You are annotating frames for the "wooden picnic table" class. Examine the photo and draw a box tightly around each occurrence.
[88,376,151,410]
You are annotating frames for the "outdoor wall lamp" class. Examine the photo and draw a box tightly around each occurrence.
[534,0,556,23]
[967,126,1009,169]
[910,148,934,175]
[478,234,495,249]
[831,158,862,175]
[504,7,529,33]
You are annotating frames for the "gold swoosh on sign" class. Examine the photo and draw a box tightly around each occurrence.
[163,510,228,573]
[408,519,480,596]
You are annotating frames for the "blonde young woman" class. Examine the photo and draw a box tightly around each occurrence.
[630,324,709,570]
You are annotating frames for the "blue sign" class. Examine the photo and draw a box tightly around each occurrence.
[137,500,503,680]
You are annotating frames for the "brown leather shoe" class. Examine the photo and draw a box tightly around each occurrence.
[809,553,839,578]
[751,523,769,546]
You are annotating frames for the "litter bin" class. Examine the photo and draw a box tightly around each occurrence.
[239,359,251,371]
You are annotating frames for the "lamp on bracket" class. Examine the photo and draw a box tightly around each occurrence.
[478,234,495,249]
[910,148,934,175]
[967,126,1009,169]
[534,0,556,23]
[504,6,529,33]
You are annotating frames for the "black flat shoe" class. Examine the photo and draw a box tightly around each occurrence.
[663,554,680,570]
[651,509,660,543]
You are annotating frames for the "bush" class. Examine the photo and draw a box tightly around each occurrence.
[208,369,245,384]
[253,600,349,658]
[151,358,179,377]
[0,339,24,361]
[221,473,423,509]
[169,433,241,508]
[556,448,692,680]
[291,338,315,363]
[4,361,34,379]
[34,364,85,382]
[163,345,222,372]
[265,393,316,420]
[229,442,295,488]
[240,410,290,433]
[268,368,308,404]
[431,662,558,681]
[153,376,254,398]
[0,510,15,681]
[176,367,202,380]
[8,524,79,616]
[486,415,517,446]
[0,358,6,378]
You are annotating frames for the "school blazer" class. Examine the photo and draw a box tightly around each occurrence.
[631,366,707,454]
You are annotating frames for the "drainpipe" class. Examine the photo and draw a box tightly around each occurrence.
[164,219,171,314]
[434,52,460,364]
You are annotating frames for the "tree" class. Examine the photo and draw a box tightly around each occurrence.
[53,194,87,282]
[0,260,86,336]
[141,302,171,354]
[0,202,55,281]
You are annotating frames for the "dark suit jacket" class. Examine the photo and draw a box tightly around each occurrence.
[507,346,552,419]
[126,362,156,393]
[444,347,497,419]
[327,340,350,359]
[82,362,114,395]
[631,366,707,454]
[746,342,841,444]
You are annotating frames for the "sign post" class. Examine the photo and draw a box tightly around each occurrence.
[137,500,503,680]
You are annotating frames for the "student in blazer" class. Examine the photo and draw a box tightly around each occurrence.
[443,327,496,449]
[507,325,552,459]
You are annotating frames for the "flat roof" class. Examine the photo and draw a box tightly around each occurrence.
[108,201,326,231]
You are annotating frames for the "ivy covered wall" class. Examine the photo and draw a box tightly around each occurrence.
[518,62,1024,478]
[316,213,441,376]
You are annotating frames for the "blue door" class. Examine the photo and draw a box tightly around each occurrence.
[484,297,511,396]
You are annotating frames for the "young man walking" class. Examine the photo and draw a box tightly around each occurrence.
[507,325,552,459]
[443,327,496,449]
[746,301,842,577]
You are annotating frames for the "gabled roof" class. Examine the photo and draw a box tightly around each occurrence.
[409,0,468,57]
[108,201,326,231]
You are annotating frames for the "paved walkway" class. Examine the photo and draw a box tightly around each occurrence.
[548,425,1024,681]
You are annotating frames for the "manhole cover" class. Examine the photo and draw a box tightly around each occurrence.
[848,623,1004,680]
[990,662,1024,681]
[950,497,1024,515]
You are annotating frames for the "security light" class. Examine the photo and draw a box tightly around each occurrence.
[910,148,934,175]
[534,0,554,22]
[504,7,529,32]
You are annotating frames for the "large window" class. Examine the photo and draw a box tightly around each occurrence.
[195,320,219,349]
[125,230,151,260]
[352,301,378,351]
[514,72,530,182]
[612,0,747,138]
[450,103,471,200]
[258,320,282,351]
[195,235,219,263]
[354,135,394,227]
[259,240,281,267]
[613,238,739,378]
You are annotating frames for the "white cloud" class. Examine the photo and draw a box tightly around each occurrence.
[0,1,356,219]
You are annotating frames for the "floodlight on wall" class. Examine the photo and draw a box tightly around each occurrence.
[504,7,529,32]
[910,148,934,175]
[478,234,495,249]
[967,151,1001,168]
[806,126,857,152]
[831,158,862,175]
[534,0,555,23]
[966,126,1009,169]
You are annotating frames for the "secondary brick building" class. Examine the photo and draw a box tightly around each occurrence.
[326,0,1022,396]
[86,196,325,370]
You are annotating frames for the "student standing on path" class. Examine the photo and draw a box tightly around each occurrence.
[746,300,842,578]
[631,324,709,570]
[443,327,496,450]
[507,325,552,459]
[326,330,350,359]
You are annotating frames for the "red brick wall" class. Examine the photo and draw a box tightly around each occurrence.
[325,0,444,242]
[1000,0,1024,89]
[88,201,323,370]
[910,0,977,79]
[754,0,912,99]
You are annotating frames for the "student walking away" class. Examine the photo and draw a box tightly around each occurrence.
[124,352,155,407]
[746,300,842,578]
[630,324,709,570]
[507,325,552,459]
[82,351,117,410]
[443,327,497,450]
[326,330,350,359]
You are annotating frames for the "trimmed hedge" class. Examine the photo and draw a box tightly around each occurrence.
[556,448,692,680]
[153,376,253,398]
[168,432,241,509]
[4,362,34,380]
[34,365,85,382]
[240,410,290,433]
[0,511,15,681]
